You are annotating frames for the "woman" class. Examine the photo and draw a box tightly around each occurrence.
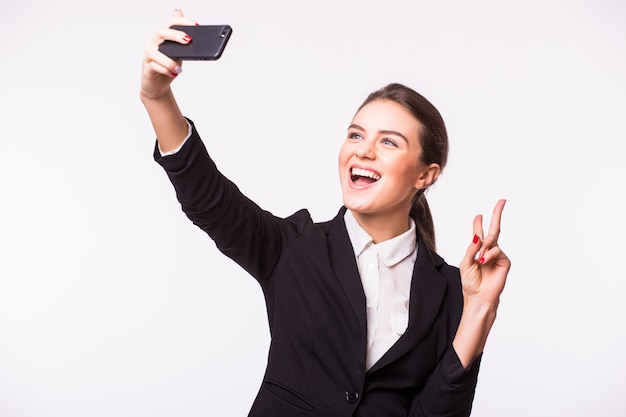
[141,10,511,417]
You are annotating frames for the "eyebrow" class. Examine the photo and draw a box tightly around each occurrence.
[348,123,409,144]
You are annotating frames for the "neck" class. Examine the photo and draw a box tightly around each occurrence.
[350,209,412,244]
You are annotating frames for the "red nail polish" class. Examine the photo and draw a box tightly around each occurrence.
[170,71,178,77]
[472,234,479,244]
[478,257,485,265]
[183,35,192,42]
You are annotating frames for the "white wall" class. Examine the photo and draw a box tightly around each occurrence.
[1,0,625,416]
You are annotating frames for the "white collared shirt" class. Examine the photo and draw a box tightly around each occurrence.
[344,210,418,370]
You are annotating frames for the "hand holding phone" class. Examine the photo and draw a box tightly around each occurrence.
[159,25,232,60]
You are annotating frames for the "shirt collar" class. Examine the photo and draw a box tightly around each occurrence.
[344,210,417,267]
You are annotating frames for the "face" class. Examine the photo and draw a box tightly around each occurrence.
[338,99,436,219]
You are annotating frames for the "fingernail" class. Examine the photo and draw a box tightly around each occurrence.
[472,234,479,244]
[171,71,179,77]
[183,35,192,42]
[478,257,485,265]
[195,22,200,26]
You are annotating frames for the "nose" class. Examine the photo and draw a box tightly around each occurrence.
[355,139,375,159]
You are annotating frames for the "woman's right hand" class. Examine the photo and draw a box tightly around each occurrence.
[140,9,197,101]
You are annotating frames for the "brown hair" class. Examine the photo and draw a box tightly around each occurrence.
[358,83,449,252]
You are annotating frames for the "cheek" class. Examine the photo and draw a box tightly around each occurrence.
[387,156,421,186]
[338,144,351,167]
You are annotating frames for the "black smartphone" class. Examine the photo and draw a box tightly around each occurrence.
[159,25,232,60]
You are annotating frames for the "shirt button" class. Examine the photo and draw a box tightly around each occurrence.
[366,303,373,309]
[345,391,359,404]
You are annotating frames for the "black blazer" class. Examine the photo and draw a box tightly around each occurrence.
[155,120,481,417]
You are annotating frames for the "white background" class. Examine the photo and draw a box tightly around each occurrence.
[1,0,625,416]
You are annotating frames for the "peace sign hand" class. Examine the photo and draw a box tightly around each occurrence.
[459,199,511,308]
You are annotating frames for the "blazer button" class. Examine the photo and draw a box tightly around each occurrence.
[345,391,359,404]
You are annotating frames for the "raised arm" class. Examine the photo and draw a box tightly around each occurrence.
[140,9,196,153]
[454,199,511,368]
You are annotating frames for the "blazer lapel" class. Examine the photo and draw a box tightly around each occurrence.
[368,233,447,373]
[327,207,367,337]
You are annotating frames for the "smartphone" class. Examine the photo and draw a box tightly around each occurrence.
[159,25,232,60]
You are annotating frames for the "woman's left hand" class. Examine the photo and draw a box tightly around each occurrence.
[459,199,511,308]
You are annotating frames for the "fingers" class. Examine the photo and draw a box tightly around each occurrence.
[169,11,198,27]
[140,9,197,98]
[472,213,483,242]
[144,58,181,78]
[460,220,483,270]
[172,8,183,19]
[143,10,197,78]
[479,244,511,271]
[144,39,184,78]
[486,199,506,240]
[155,27,193,45]
[466,199,506,263]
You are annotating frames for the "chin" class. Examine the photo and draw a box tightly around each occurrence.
[343,200,374,215]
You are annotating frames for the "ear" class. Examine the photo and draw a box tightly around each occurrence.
[414,163,441,190]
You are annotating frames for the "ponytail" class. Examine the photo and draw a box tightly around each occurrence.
[410,190,436,252]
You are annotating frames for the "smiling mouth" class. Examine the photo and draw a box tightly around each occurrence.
[351,167,381,185]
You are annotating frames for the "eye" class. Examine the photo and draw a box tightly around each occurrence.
[381,138,398,147]
[348,132,364,141]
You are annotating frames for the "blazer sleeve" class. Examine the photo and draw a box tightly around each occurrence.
[408,345,482,417]
[153,118,299,281]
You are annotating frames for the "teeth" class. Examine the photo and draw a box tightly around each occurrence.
[352,167,381,181]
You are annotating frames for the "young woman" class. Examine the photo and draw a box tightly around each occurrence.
[141,10,511,417]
